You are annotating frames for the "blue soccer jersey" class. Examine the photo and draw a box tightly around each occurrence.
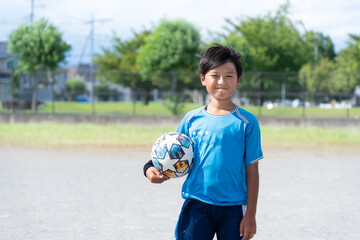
[176,105,263,206]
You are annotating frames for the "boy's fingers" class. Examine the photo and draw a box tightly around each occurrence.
[239,223,244,237]
[150,174,169,183]
[146,167,169,183]
[242,232,250,240]
[160,175,170,181]
[151,177,163,183]
[153,169,169,179]
[243,231,256,240]
[153,170,165,178]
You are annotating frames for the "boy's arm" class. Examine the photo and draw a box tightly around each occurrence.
[240,162,259,240]
[143,160,169,184]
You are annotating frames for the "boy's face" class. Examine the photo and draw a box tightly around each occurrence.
[200,62,240,102]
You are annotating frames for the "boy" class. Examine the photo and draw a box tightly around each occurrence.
[143,44,263,240]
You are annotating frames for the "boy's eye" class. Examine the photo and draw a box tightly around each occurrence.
[226,75,233,78]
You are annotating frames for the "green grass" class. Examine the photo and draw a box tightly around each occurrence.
[1,101,204,115]
[0,122,176,148]
[1,101,360,117]
[0,123,359,152]
[261,126,360,152]
[244,106,360,117]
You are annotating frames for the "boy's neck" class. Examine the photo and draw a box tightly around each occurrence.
[206,101,237,115]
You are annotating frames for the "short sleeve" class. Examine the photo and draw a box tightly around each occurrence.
[244,117,263,165]
[176,116,190,136]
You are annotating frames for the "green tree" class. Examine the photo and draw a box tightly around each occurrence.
[94,30,154,103]
[335,34,360,91]
[298,32,338,96]
[66,77,86,100]
[221,4,334,104]
[223,4,307,72]
[221,4,307,105]
[300,59,337,94]
[300,34,360,96]
[95,29,151,78]
[95,84,118,101]
[137,19,201,114]
[303,31,336,64]
[8,18,71,112]
[137,19,201,90]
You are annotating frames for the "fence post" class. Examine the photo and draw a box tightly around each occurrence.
[346,72,350,118]
[90,69,95,115]
[302,72,306,118]
[51,81,55,114]
[132,73,136,115]
[92,82,95,115]
[281,82,286,107]
[257,74,262,116]
[10,71,15,114]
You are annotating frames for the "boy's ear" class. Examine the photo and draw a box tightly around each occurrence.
[200,74,206,86]
[236,77,241,86]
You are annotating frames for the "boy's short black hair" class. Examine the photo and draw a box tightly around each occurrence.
[198,43,243,78]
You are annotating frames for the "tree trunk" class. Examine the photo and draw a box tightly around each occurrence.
[171,72,178,94]
[131,74,136,114]
[31,75,38,113]
[47,70,55,114]
[171,72,178,115]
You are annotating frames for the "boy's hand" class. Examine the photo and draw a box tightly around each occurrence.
[145,167,169,183]
[240,214,256,240]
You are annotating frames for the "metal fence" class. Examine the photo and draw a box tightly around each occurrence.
[1,70,360,117]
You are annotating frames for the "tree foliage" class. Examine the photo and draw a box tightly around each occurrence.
[335,34,360,91]
[94,29,152,89]
[302,31,336,64]
[137,19,201,90]
[66,77,86,100]
[300,34,360,94]
[9,18,71,73]
[220,3,351,100]
[95,83,118,101]
[223,4,307,72]
[300,59,337,93]
[8,18,71,111]
[336,34,360,72]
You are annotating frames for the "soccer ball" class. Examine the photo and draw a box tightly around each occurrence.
[151,132,194,178]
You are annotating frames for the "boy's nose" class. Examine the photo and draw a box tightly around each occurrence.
[218,76,225,84]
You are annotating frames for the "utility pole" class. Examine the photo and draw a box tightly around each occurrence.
[299,21,320,63]
[84,14,112,114]
[30,0,34,24]
[29,0,44,24]
[314,33,319,63]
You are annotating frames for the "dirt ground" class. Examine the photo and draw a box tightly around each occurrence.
[0,146,359,240]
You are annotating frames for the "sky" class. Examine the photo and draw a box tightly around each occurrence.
[0,0,359,66]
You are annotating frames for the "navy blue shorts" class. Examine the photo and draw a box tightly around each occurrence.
[175,199,244,240]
